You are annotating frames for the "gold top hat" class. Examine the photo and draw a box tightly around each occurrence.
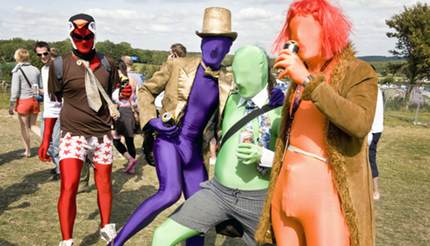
[196,7,237,41]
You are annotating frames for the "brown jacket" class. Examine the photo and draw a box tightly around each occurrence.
[137,56,232,128]
[255,46,377,246]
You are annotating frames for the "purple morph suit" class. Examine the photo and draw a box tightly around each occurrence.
[113,37,233,246]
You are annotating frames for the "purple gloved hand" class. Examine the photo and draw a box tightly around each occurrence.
[269,87,285,108]
[201,36,233,70]
[147,118,179,139]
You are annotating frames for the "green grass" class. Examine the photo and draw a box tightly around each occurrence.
[0,90,9,110]
[375,125,430,245]
[0,110,243,246]
[385,110,430,127]
[0,108,428,245]
[133,63,161,79]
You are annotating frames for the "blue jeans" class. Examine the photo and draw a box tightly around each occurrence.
[40,118,61,173]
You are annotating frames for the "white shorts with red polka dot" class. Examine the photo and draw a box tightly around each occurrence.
[59,132,113,165]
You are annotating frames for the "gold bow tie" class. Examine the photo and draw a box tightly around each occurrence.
[201,61,220,79]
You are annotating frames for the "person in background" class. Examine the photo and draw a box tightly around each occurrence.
[141,43,187,167]
[121,55,144,89]
[368,85,384,200]
[50,48,59,59]
[36,41,62,181]
[112,60,139,174]
[9,48,42,157]
[168,43,187,60]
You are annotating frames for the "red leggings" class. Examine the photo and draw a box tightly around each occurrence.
[58,158,112,240]
[271,151,349,246]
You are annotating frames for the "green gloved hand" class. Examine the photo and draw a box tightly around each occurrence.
[236,143,262,165]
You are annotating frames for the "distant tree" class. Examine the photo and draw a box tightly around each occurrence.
[386,2,430,109]
[0,38,187,82]
[380,76,395,85]
[50,40,72,56]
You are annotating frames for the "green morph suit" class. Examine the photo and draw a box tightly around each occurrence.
[151,46,282,245]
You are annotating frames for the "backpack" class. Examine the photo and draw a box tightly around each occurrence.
[53,53,112,81]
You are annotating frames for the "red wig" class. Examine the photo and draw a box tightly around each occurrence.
[273,0,351,59]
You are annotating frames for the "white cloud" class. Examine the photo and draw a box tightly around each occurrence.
[236,8,272,21]
[87,8,146,20]
[148,24,171,33]
[0,0,425,56]
[341,0,419,9]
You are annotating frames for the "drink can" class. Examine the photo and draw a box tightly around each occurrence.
[161,112,176,127]
[276,40,300,77]
[240,129,254,144]
[32,84,39,97]
[284,40,299,54]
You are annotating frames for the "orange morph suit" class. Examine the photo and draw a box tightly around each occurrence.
[266,1,355,244]
[271,95,349,246]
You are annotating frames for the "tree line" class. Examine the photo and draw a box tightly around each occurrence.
[0,38,172,66]
[0,38,233,82]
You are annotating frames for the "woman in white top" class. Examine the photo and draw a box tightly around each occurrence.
[112,60,139,174]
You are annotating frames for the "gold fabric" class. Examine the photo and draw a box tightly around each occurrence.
[200,61,220,79]
[196,7,238,40]
[137,56,232,129]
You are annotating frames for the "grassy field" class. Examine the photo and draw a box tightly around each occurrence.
[0,109,429,246]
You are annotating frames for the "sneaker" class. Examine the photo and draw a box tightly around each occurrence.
[100,223,116,242]
[59,239,73,246]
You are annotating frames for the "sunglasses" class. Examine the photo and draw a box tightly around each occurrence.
[71,32,94,41]
[37,52,49,57]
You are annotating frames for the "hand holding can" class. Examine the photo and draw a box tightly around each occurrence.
[32,84,39,97]
[161,112,176,127]
[240,129,254,144]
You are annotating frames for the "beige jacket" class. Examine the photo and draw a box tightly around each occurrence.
[137,56,232,128]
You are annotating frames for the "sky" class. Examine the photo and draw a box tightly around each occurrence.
[0,0,425,56]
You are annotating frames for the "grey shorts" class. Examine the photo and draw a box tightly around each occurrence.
[170,179,267,246]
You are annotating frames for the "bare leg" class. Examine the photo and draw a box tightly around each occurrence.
[373,177,380,200]
[17,114,31,156]
[30,113,41,138]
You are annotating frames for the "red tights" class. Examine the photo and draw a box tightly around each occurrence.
[58,158,112,240]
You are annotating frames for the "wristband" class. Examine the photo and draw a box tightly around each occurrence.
[302,74,314,87]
